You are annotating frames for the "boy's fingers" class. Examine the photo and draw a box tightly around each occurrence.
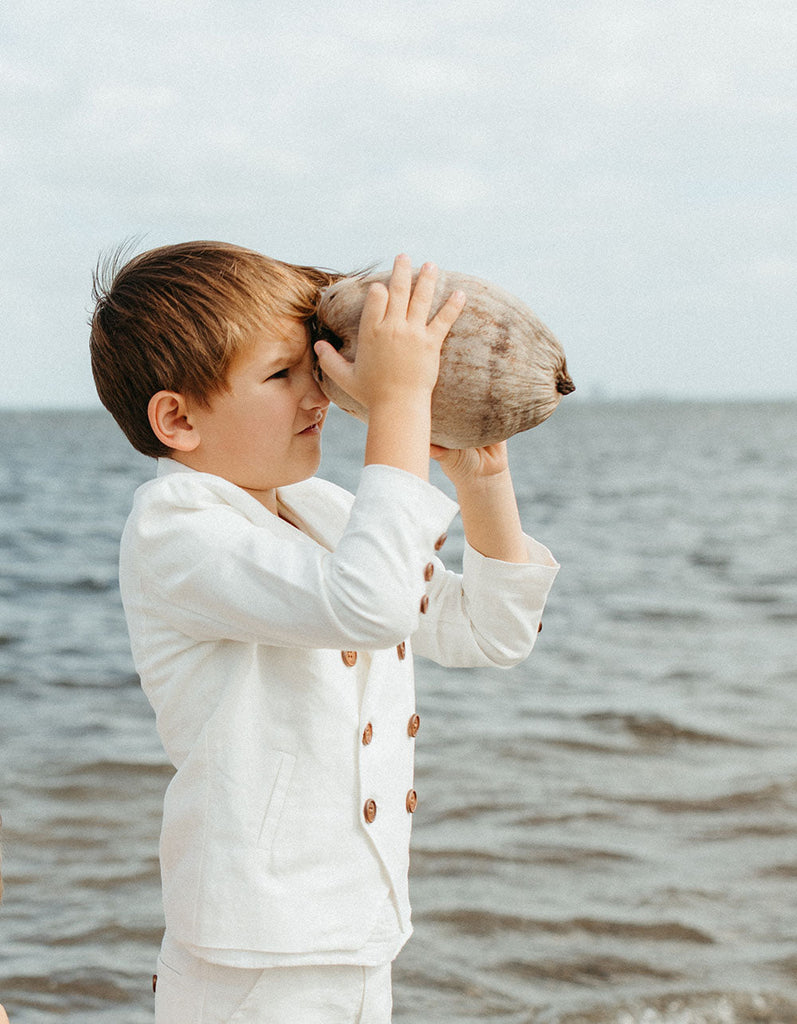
[360,281,389,329]
[430,289,466,337]
[407,262,439,324]
[429,443,453,461]
[385,253,412,317]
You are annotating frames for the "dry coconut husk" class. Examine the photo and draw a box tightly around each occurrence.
[312,269,575,449]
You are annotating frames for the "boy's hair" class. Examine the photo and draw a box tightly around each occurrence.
[90,240,343,458]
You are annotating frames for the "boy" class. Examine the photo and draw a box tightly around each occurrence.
[90,242,558,1024]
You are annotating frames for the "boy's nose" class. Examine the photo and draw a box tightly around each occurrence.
[298,344,330,408]
[302,371,330,410]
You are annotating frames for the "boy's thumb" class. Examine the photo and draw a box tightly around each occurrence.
[314,341,355,391]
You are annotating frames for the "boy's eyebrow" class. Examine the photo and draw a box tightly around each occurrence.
[252,336,307,372]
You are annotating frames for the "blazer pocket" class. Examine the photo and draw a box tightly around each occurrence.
[257,750,296,850]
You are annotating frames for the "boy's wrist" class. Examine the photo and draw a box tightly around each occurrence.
[364,396,433,479]
[456,471,530,564]
[453,465,514,494]
[366,386,434,414]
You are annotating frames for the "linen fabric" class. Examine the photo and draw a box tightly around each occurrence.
[120,460,558,960]
[155,933,392,1024]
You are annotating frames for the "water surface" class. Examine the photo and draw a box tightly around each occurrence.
[1,401,795,1022]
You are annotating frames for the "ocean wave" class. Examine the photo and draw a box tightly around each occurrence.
[543,991,797,1024]
[581,713,756,748]
[422,909,713,945]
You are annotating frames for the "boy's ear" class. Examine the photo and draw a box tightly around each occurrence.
[148,391,201,452]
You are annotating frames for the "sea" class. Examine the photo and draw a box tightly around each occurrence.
[1,400,796,1023]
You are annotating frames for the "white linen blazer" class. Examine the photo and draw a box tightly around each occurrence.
[119,459,558,957]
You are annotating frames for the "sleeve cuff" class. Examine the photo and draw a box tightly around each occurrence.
[462,536,560,598]
[461,536,560,663]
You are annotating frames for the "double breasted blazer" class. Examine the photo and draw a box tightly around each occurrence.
[119,460,558,957]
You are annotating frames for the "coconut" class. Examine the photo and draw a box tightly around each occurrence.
[312,269,575,449]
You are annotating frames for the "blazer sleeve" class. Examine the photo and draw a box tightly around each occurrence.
[122,464,458,651]
[410,537,559,668]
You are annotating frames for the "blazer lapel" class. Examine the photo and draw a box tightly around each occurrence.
[276,478,353,552]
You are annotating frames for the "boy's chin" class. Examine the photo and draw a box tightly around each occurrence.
[283,454,322,487]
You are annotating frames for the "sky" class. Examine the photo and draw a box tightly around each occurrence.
[1,0,795,408]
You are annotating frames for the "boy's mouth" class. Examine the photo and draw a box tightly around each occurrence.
[297,412,326,435]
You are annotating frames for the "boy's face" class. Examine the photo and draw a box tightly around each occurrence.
[181,319,330,510]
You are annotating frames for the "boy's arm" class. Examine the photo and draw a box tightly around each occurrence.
[125,466,459,653]
[410,440,558,668]
[431,441,556,567]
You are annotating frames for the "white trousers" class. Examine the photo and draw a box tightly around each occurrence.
[154,935,393,1024]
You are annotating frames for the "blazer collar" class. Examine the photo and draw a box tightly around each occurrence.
[156,458,350,552]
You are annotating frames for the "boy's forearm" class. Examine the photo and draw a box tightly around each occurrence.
[455,470,553,565]
[364,396,433,481]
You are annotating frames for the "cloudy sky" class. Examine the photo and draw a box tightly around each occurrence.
[1,0,794,408]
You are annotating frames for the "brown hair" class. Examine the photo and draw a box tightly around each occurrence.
[90,240,343,457]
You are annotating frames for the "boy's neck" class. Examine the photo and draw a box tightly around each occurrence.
[168,452,280,516]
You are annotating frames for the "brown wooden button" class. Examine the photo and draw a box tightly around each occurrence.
[364,798,377,823]
[407,713,421,738]
[362,722,373,746]
[406,789,418,813]
[419,594,429,614]
[434,533,447,551]
[537,621,543,633]
[152,975,158,993]
[396,641,406,660]
[341,650,358,667]
[424,562,435,581]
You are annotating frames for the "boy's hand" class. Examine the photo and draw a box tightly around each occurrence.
[314,254,466,480]
[314,254,466,411]
[430,441,511,487]
[431,440,536,564]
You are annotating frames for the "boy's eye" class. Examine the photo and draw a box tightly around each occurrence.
[266,368,289,381]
